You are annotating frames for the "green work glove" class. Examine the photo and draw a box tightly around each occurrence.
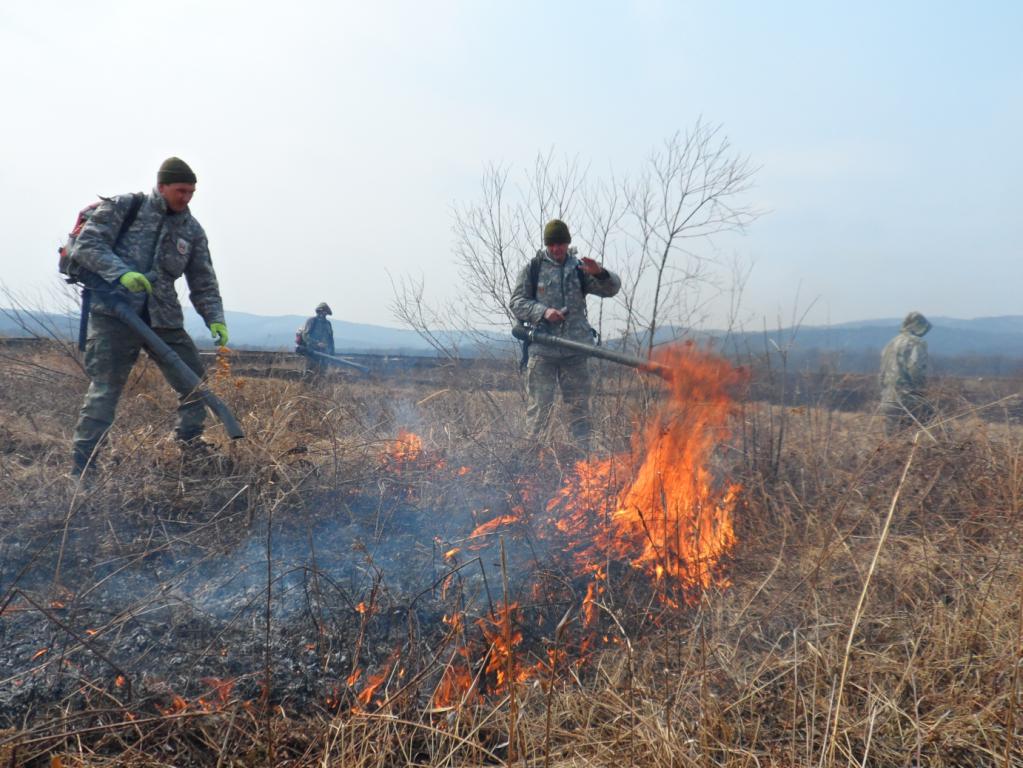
[209,322,229,347]
[119,271,152,294]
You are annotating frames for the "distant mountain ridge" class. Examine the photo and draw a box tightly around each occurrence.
[720,315,1023,357]
[180,309,465,353]
[0,307,466,354]
[4,307,1023,364]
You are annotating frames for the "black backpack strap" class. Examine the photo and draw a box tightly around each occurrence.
[114,192,145,249]
[528,253,542,299]
[529,251,586,297]
[576,264,587,296]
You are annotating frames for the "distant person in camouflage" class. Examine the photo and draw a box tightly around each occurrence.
[509,219,621,448]
[879,311,933,434]
[69,157,228,476]
[299,302,335,377]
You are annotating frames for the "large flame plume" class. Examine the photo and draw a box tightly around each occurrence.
[547,341,742,599]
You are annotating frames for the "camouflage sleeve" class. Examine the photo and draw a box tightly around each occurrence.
[879,342,895,389]
[326,323,335,355]
[906,339,928,388]
[183,229,225,326]
[300,317,315,344]
[70,196,136,284]
[581,266,621,298]
[509,263,548,325]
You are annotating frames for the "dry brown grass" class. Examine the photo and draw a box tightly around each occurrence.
[0,344,1021,766]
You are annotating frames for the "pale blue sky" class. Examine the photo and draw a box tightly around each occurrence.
[1,1,1019,329]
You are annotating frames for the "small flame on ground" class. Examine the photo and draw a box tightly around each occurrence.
[431,647,477,709]
[468,514,521,540]
[200,677,235,706]
[355,665,389,707]
[478,604,527,688]
[384,429,423,463]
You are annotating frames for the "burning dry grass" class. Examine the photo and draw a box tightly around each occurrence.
[0,343,1021,766]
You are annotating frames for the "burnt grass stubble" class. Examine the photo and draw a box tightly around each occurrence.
[0,341,1021,766]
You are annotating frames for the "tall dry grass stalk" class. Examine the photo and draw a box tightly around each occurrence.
[827,431,919,766]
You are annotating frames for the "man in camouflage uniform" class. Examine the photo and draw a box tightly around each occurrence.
[879,311,933,434]
[509,219,621,448]
[299,302,335,377]
[69,157,228,475]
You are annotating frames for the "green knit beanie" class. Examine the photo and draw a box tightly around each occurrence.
[542,219,571,246]
[157,157,197,185]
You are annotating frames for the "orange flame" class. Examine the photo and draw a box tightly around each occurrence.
[200,677,235,706]
[431,647,478,709]
[478,603,528,688]
[549,342,742,597]
[349,651,401,709]
[468,514,521,540]
[160,694,188,714]
[385,429,423,463]
[356,669,388,707]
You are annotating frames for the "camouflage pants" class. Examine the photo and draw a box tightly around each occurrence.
[72,312,207,464]
[881,391,933,435]
[525,354,591,444]
[303,353,329,378]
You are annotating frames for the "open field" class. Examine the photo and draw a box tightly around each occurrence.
[1,341,1021,766]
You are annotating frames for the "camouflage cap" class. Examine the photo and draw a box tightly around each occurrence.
[316,302,332,315]
[542,219,571,246]
[902,311,931,337]
[157,157,197,185]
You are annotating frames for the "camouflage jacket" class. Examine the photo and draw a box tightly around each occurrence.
[509,248,621,358]
[301,315,335,354]
[70,189,224,329]
[879,313,931,403]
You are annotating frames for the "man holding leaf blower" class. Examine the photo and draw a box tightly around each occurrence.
[67,157,229,477]
[509,219,620,451]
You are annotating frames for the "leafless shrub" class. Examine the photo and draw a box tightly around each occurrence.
[392,121,761,369]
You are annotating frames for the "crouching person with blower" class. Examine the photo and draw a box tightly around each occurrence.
[509,219,620,450]
[68,157,229,477]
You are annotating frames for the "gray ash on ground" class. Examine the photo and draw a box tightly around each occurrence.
[0,463,580,725]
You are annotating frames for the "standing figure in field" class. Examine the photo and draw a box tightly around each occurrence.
[879,311,933,434]
[509,219,621,449]
[69,157,228,476]
[299,302,335,377]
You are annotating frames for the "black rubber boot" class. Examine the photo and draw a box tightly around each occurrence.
[71,445,97,478]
